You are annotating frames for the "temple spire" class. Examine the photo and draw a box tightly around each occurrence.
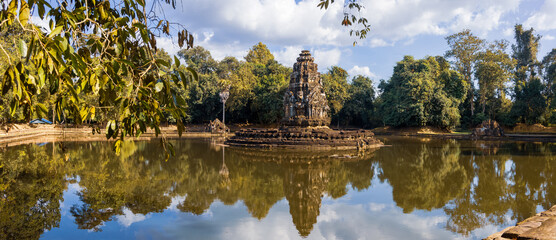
[282,50,330,127]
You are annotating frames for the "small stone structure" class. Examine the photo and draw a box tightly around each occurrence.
[282,50,330,127]
[226,50,382,150]
[472,120,505,138]
[208,118,228,134]
[485,205,556,240]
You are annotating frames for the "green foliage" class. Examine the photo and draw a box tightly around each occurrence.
[244,42,274,65]
[340,75,379,128]
[474,40,514,121]
[511,25,546,125]
[511,78,547,124]
[322,66,349,126]
[0,0,196,154]
[542,49,556,124]
[379,56,466,129]
[445,29,484,125]
[316,0,370,45]
[251,60,290,124]
[178,43,290,125]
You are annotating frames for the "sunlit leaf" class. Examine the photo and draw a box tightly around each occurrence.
[155,82,164,92]
[19,0,30,26]
[18,39,27,56]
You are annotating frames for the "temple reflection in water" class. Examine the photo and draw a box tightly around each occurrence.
[2,138,556,238]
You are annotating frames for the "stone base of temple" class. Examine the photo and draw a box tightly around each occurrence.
[281,116,331,127]
[225,126,383,150]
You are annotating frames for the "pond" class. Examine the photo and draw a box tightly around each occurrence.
[1,137,555,239]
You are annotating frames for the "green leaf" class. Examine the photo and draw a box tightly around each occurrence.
[179,71,188,89]
[18,39,27,56]
[155,59,170,68]
[8,0,17,20]
[174,55,180,68]
[26,36,34,61]
[49,25,63,38]
[154,82,164,92]
[35,103,48,116]
[19,0,30,26]
[186,67,198,81]
[9,99,17,116]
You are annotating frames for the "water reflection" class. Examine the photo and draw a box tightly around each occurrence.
[1,138,556,239]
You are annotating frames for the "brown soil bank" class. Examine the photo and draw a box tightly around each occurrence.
[371,126,452,135]
[506,123,556,133]
[0,124,220,147]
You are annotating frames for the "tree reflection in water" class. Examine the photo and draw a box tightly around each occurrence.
[1,138,556,238]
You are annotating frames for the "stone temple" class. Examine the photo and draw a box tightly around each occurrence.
[282,50,330,127]
[226,50,382,150]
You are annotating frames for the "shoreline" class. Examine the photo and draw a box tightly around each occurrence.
[2,123,556,148]
[0,124,225,148]
[373,132,556,142]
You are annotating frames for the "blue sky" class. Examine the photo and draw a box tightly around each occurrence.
[33,0,556,82]
[154,0,556,82]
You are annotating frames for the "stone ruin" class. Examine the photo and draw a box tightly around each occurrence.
[207,118,228,134]
[226,50,382,150]
[282,50,330,127]
[471,119,505,138]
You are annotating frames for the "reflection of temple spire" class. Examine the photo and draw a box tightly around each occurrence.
[283,163,328,237]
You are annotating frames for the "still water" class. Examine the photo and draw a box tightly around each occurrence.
[1,137,555,239]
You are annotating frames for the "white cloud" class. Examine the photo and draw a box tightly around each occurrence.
[503,27,515,37]
[361,0,521,43]
[369,38,392,47]
[273,45,304,67]
[156,36,182,57]
[524,0,556,31]
[156,0,524,56]
[545,35,556,40]
[116,208,147,227]
[313,48,341,70]
[348,65,377,79]
[165,0,350,47]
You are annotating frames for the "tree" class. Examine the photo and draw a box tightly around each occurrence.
[178,46,217,75]
[322,66,349,127]
[510,25,546,124]
[244,42,274,66]
[0,0,197,155]
[542,49,556,123]
[474,40,514,121]
[379,56,466,129]
[250,60,290,124]
[445,29,484,125]
[340,75,378,128]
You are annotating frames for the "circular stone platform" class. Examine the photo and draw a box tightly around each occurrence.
[226,126,382,150]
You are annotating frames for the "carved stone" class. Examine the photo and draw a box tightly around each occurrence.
[208,118,228,134]
[472,120,505,138]
[282,50,330,127]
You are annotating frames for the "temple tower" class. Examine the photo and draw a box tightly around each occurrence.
[282,50,330,127]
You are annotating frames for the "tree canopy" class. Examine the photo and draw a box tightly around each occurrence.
[379,56,466,129]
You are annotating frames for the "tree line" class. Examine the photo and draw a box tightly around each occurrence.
[178,24,556,130]
[2,24,556,130]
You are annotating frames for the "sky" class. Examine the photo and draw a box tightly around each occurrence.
[27,0,556,82]
[149,0,556,82]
